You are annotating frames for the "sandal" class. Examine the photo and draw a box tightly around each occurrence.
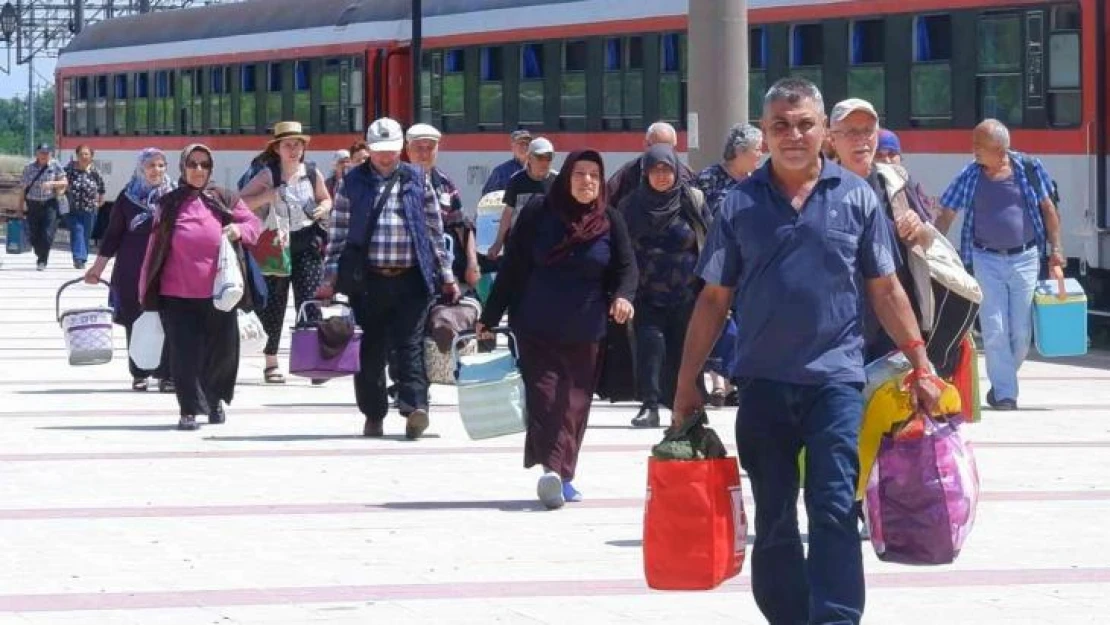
[158,379,175,394]
[132,378,149,392]
[708,389,726,408]
[263,366,286,384]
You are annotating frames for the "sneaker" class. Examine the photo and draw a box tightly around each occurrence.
[405,409,429,440]
[36,262,46,271]
[73,261,86,269]
[177,415,200,431]
[631,406,661,428]
[537,472,565,510]
[363,417,384,438]
[158,379,175,394]
[311,378,327,386]
[986,388,1018,411]
[562,481,583,503]
[208,403,226,424]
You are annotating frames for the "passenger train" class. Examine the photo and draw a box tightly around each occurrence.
[54,0,1110,314]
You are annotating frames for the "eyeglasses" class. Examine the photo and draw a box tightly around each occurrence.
[185,160,213,171]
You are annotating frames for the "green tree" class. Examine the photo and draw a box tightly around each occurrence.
[0,86,56,157]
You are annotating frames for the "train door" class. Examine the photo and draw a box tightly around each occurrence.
[363,46,414,127]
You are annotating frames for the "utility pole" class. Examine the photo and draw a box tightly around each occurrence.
[27,54,33,155]
[411,0,421,124]
[686,0,748,172]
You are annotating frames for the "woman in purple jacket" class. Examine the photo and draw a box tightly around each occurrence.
[84,148,175,392]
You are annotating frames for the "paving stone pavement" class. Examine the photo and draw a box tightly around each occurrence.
[1,250,1108,624]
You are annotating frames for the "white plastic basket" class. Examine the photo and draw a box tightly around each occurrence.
[451,328,526,440]
[56,278,115,366]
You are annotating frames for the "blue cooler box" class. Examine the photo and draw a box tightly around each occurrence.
[1032,277,1088,357]
[5,219,31,254]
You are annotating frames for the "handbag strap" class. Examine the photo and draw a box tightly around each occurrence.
[24,164,49,197]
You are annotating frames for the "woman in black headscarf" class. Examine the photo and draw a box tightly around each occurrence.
[477,150,638,510]
[618,143,710,428]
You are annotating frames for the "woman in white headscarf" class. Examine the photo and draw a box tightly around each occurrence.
[84,148,176,392]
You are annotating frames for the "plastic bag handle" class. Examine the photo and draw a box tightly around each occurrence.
[451,326,517,379]
[296,299,351,326]
[55,277,110,324]
[1051,265,1067,301]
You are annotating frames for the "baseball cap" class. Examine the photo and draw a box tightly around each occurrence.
[877,129,902,155]
[510,129,533,143]
[333,149,351,162]
[366,117,404,152]
[35,143,52,153]
[830,98,879,124]
[528,137,554,156]
[406,123,442,142]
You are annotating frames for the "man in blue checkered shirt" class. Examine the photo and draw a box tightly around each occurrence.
[934,119,1064,410]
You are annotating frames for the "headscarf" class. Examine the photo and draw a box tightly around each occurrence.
[622,144,686,240]
[158,144,231,217]
[543,149,610,265]
[123,148,175,230]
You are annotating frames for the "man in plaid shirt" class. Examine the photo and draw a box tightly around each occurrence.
[319,117,459,440]
[17,144,69,270]
[934,119,1064,410]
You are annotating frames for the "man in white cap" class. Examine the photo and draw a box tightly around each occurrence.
[487,136,557,260]
[319,117,459,440]
[406,123,479,289]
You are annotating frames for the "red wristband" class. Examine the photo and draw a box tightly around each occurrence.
[899,339,925,353]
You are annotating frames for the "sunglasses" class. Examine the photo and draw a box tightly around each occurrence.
[185,160,213,170]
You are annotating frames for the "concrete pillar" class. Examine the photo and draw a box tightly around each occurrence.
[686,0,748,172]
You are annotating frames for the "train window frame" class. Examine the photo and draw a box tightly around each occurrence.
[153,70,174,135]
[910,13,953,128]
[294,60,312,131]
[1047,3,1081,128]
[790,23,823,91]
[111,74,128,136]
[848,18,885,118]
[519,43,545,127]
[132,72,150,135]
[479,46,505,128]
[602,35,645,131]
[93,75,108,136]
[420,51,444,126]
[208,66,233,134]
[180,69,204,136]
[976,12,1024,127]
[321,56,363,134]
[239,64,259,134]
[265,62,283,128]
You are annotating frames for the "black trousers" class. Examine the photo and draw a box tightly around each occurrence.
[161,297,239,417]
[25,199,57,264]
[635,301,694,409]
[351,269,432,421]
[124,321,170,380]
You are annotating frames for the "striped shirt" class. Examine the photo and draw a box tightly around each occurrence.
[938,151,1052,263]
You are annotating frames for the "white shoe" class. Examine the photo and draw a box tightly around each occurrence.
[537,472,565,510]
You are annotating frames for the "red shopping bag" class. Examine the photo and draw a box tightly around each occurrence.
[950,335,980,423]
[643,456,746,590]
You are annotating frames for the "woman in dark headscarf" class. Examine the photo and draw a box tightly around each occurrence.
[477,150,637,510]
[618,143,710,428]
[84,148,176,392]
[139,144,261,431]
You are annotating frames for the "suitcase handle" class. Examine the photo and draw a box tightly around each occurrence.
[55,277,110,324]
[1050,265,1068,301]
[451,326,518,379]
[295,299,352,326]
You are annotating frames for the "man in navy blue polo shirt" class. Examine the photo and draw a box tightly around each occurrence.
[672,78,941,625]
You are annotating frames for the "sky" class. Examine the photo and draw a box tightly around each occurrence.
[0,55,58,99]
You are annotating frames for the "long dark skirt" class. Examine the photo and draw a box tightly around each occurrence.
[517,334,600,481]
[161,296,240,417]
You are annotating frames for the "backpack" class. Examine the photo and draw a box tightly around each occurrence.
[1021,154,1060,207]
[237,159,318,191]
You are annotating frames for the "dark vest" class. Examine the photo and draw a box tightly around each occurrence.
[341,161,439,296]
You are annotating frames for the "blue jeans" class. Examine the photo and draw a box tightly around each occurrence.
[67,210,94,264]
[735,378,865,625]
[971,248,1038,401]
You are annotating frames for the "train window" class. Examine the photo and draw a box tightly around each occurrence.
[133,72,149,134]
[603,36,644,131]
[322,57,362,134]
[561,40,587,129]
[1048,4,1081,127]
[519,44,545,125]
[266,63,283,127]
[659,33,686,127]
[112,74,128,136]
[479,47,504,127]
[240,64,258,133]
[910,14,952,127]
[849,19,885,117]
[209,67,232,134]
[93,76,108,135]
[751,27,766,120]
[294,60,311,130]
[350,56,365,133]
[791,24,823,90]
[74,77,89,136]
[443,49,466,131]
[61,79,73,136]
[181,69,203,135]
[154,71,174,134]
[976,14,1023,126]
[419,51,442,126]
